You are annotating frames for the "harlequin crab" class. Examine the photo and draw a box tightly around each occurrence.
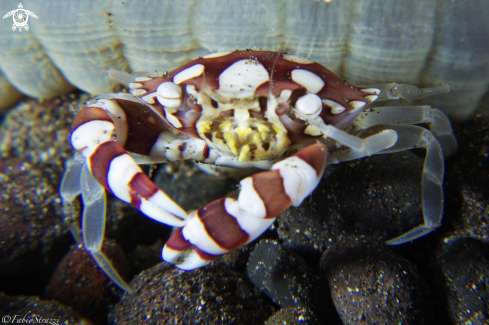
[60,50,457,292]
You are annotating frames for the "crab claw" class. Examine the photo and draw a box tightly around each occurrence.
[162,143,328,269]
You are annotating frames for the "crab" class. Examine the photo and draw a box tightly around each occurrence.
[60,50,457,292]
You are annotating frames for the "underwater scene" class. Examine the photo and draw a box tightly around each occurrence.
[0,1,488,324]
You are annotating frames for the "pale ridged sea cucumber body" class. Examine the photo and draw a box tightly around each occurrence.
[0,0,488,119]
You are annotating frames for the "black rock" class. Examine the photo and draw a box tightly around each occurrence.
[110,262,275,324]
[321,236,433,324]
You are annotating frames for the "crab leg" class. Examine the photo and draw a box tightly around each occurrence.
[70,107,187,226]
[80,165,137,292]
[353,105,457,156]
[63,97,205,291]
[362,83,450,102]
[162,143,328,270]
[61,154,134,292]
[293,102,452,244]
[70,94,235,222]
[329,123,446,245]
[293,109,399,157]
[60,153,85,203]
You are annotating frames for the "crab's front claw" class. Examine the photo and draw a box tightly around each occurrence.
[70,101,187,227]
[162,143,328,269]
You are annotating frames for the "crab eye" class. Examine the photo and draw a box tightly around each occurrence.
[295,93,322,118]
[156,82,182,108]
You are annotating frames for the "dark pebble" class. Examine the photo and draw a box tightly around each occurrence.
[436,238,489,324]
[127,239,165,277]
[152,160,238,212]
[109,262,275,324]
[321,236,433,324]
[0,158,70,279]
[432,114,489,325]
[1,89,487,325]
[46,239,129,324]
[0,292,82,324]
[0,94,87,295]
[264,306,320,325]
[276,150,424,263]
[443,115,489,242]
[247,239,341,324]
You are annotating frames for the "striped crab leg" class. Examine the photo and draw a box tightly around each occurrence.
[162,143,328,270]
[61,95,210,291]
[69,96,189,226]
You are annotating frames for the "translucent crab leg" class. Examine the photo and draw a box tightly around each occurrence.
[59,153,84,245]
[385,126,444,245]
[59,153,85,203]
[293,109,398,156]
[61,157,134,292]
[353,106,457,156]
[330,124,445,245]
[107,69,166,86]
[65,97,192,292]
[362,83,450,102]
[80,165,133,293]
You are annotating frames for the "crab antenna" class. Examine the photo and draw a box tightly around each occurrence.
[269,52,280,98]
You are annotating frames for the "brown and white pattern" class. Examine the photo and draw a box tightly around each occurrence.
[124,50,377,150]
[61,50,456,292]
[162,143,327,269]
[70,97,188,227]
[67,51,385,269]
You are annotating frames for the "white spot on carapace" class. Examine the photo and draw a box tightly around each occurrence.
[213,155,273,169]
[291,69,325,94]
[141,92,156,104]
[157,82,182,108]
[366,95,379,103]
[128,82,142,89]
[217,59,269,98]
[283,54,314,64]
[203,52,231,59]
[322,99,346,114]
[130,88,146,96]
[134,76,152,82]
[173,64,204,84]
[348,101,367,115]
[295,94,322,118]
[361,88,381,95]
[163,107,183,128]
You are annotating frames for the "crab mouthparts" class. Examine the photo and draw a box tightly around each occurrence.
[200,117,286,162]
